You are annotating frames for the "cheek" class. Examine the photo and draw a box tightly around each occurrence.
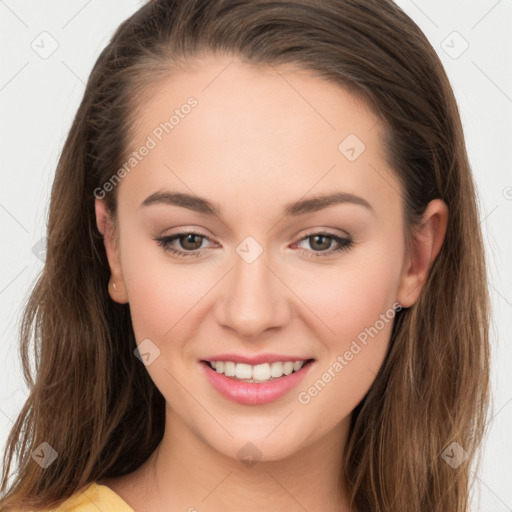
[290,240,403,344]
[290,241,402,409]
[294,288,398,424]
[118,233,203,342]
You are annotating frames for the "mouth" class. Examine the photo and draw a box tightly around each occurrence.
[199,358,315,405]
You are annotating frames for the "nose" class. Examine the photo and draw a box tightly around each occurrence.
[214,246,292,340]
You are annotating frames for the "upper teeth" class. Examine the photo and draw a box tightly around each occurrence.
[210,360,306,381]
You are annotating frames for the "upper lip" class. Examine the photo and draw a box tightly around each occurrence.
[201,353,314,365]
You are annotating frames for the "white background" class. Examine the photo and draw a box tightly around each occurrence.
[0,1,511,510]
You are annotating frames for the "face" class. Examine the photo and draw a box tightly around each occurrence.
[96,54,443,463]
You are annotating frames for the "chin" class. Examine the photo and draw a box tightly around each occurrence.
[202,426,312,466]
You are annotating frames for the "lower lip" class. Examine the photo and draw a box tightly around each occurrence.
[200,360,314,405]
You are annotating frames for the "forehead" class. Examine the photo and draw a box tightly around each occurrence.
[117,54,402,224]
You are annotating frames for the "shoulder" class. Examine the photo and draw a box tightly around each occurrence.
[47,482,134,512]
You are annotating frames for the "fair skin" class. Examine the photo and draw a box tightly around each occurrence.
[95,55,448,512]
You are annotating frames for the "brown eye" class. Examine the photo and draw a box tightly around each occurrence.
[178,233,204,250]
[308,234,334,251]
[295,232,354,258]
[154,231,214,258]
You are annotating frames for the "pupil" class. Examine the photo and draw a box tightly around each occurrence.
[311,235,330,251]
[182,234,202,250]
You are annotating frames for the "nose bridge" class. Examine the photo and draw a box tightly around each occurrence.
[216,236,290,338]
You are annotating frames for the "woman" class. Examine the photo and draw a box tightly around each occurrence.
[0,0,490,511]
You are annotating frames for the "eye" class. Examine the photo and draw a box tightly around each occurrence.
[153,230,354,259]
[154,231,215,258]
[293,231,354,258]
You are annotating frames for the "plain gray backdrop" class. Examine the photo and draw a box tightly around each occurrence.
[1,1,511,510]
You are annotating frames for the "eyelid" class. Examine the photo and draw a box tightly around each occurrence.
[298,226,351,239]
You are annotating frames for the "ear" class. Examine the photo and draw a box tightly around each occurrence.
[95,198,129,304]
[396,199,448,308]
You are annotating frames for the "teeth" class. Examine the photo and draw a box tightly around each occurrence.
[210,360,307,381]
[235,363,252,379]
[253,363,271,381]
[224,361,236,377]
[283,361,294,375]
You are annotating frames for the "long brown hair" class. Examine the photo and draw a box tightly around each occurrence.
[0,1,490,510]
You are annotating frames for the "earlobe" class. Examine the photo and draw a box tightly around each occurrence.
[94,198,129,304]
[396,199,449,308]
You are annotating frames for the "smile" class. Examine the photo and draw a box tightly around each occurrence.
[200,358,315,405]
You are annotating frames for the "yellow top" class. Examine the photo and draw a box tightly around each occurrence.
[48,482,134,511]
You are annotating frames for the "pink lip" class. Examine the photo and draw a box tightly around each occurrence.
[202,353,311,365]
[200,359,315,406]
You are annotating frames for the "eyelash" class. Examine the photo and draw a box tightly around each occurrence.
[154,230,354,259]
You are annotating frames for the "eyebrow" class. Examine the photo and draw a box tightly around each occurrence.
[140,190,374,216]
